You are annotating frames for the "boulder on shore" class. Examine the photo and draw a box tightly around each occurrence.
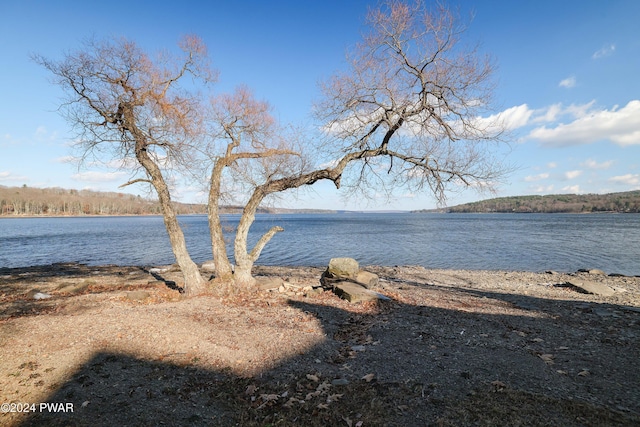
[327,257,360,280]
[333,281,390,303]
[321,257,385,303]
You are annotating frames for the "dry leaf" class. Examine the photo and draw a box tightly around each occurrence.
[362,373,375,382]
[317,403,329,409]
[306,391,321,400]
[539,354,555,364]
[578,369,590,377]
[306,374,319,382]
[317,381,331,393]
[343,416,352,427]
[245,384,257,395]
[327,393,343,403]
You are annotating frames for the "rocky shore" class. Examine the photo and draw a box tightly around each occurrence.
[1,262,639,426]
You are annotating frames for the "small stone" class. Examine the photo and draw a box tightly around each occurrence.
[33,292,52,300]
[331,378,349,386]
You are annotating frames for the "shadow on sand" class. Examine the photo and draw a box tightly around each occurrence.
[12,277,640,426]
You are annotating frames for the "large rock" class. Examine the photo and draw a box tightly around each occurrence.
[566,279,615,297]
[327,257,359,280]
[356,271,379,289]
[332,281,390,303]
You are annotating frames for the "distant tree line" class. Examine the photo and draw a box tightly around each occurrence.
[0,185,209,216]
[421,191,640,213]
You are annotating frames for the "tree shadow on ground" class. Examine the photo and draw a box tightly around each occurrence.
[15,282,640,426]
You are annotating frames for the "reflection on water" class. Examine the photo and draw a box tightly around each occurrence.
[0,213,638,276]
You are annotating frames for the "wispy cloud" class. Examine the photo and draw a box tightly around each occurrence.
[530,184,554,193]
[0,171,29,182]
[71,171,127,183]
[527,100,640,147]
[561,185,581,193]
[609,174,640,186]
[592,44,616,59]
[582,159,613,170]
[564,170,583,180]
[477,104,533,131]
[524,173,549,182]
[559,76,576,88]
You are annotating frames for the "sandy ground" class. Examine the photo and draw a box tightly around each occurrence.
[1,263,639,426]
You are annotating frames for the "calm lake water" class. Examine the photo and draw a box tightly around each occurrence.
[0,213,639,276]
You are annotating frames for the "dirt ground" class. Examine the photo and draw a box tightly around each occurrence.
[1,262,639,426]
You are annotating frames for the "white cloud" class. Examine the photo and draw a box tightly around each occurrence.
[532,104,562,124]
[582,159,613,170]
[524,173,549,182]
[71,171,127,183]
[54,156,76,164]
[530,184,554,193]
[559,76,576,88]
[592,44,616,59]
[527,100,640,147]
[547,162,557,169]
[564,170,583,180]
[479,104,533,131]
[0,171,29,182]
[609,174,640,186]
[561,185,581,193]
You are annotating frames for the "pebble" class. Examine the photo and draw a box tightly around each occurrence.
[33,292,52,300]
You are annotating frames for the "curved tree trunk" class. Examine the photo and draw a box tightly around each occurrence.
[126,115,206,296]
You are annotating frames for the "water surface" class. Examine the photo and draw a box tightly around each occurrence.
[0,213,638,275]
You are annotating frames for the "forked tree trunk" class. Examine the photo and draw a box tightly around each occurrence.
[233,188,284,288]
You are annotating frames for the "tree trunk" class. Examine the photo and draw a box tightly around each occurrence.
[129,131,206,296]
[233,187,284,288]
[208,160,234,280]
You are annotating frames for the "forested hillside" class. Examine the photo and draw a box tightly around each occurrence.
[420,191,640,213]
[0,185,209,216]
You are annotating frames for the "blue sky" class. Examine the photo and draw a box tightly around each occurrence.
[1,0,639,211]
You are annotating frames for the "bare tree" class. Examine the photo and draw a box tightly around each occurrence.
[35,36,215,296]
[36,0,510,292]
[204,87,305,286]
[313,1,508,204]
[208,0,510,286]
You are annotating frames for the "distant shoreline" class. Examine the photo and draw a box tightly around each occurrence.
[2,210,638,219]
